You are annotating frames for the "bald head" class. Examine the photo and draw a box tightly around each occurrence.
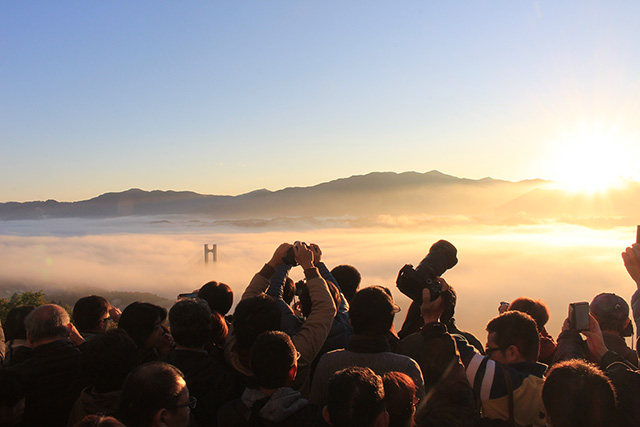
[25,304,70,345]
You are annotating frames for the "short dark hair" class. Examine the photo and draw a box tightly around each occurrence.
[118,302,167,349]
[119,362,185,427]
[508,297,550,331]
[349,286,397,336]
[169,298,211,348]
[198,281,233,316]
[297,279,342,318]
[82,329,138,393]
[251,331,297,389]
[25,304,70,342]
[383,372,417,427]
[232,295,281,351]
[73,295,110,333]
[542,359,616,427]
[326,366,386,427]
[3,305,35,341]
[331,265,361,303]
[210,310,228,347]
[486,311,540,362]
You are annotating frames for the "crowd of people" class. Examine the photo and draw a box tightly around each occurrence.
[1,240,640,427]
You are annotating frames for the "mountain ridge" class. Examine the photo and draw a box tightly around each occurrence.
[1,170,635,224]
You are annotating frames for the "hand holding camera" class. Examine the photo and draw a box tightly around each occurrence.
[293,241,314,270]
[268,243,294,269]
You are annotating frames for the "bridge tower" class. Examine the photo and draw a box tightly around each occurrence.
[204,244,217,264]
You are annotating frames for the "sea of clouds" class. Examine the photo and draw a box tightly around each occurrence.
[0,215,637,344]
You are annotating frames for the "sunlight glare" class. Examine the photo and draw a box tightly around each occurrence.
[546,123,639,194]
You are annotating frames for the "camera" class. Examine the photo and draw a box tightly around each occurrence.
[396,240,458,302]
[282,241,310,266]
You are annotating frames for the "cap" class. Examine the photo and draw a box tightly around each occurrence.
[590,293,631,336]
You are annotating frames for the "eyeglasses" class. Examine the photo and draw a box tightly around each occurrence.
[173,396,197,410]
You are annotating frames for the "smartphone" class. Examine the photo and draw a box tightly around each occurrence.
[569,302,590,331]
[177,292,198,300]
[636,225,639,244]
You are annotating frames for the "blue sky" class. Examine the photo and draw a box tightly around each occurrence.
[2,1,640,201]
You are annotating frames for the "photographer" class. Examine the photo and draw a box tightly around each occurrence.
[396,241,483,353]
[396,279,477,427]
[552,313,640,425]
[230,242,336,390]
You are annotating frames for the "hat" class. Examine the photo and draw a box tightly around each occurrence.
[590,293,632,336]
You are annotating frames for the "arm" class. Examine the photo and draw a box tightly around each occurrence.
[309,243,347,316]
[622,244,640,352]
[552,318,589,364]
[266,263,303,335]
[241,243,292,301]
[291,243,337,368]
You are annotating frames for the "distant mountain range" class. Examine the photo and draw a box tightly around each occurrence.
[1,171,638,226]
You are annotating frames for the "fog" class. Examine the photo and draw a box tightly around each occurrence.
[0,218,637,345]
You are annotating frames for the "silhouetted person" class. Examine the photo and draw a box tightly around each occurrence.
[322,366,389,427]
[2,304,82,427]
[218,331,319,426]
[309,286,424,406]
[198,281,234,323]
[119,362,194,427]
[2,305,35,365]
[73,296,121,341]
[330,264,361,304]
[163,298,239,426]
[118,302,172,363]
[508,296,557,365]
[68,329,138,425]
[382,372,417,427]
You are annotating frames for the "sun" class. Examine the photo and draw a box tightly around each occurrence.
[545,123,639,194]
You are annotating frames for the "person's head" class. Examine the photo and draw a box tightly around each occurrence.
[73,295,111,334]
[331,264,361,303]
[383,372,417,427]
[209,310,228,348]
[251,331,298,390]
[24,304,70,346]
[120,362,193,427]
[508,297,550,332]
[118,302,167,351]
[323,366,388,427]
[82,329,138,393]
[542,359,616,427]
[485,311,539,364]
[590,293,631,335]
[169,298,211,349]
[0,370,26,426]
[73,415,125,427]
[297,279,343,318]
[232,294,281,351]
[3,305,35,341]
[350,286,399,337]
[197,281,233,316]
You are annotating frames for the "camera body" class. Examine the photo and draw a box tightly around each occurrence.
[282,241,310,266]
[396,240,458,302]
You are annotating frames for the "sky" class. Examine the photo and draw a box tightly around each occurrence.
[2,1,640,202]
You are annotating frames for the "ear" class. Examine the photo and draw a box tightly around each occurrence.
[505,345,521,364]
[152,408,168,427]
[374,410,390,427]
[286,364,297,386]
[322,406,333,425]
